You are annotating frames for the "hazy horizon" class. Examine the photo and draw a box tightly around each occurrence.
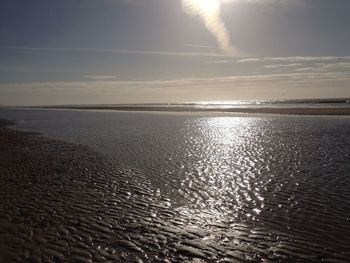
[2,97,350,108]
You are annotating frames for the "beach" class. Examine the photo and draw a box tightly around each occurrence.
[1,0,350,261]
[1,109,350,262]
[0,119,192,262]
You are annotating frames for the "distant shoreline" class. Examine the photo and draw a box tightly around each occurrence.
[26,106,350,116]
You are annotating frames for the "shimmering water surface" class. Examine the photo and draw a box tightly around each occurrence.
[1,108,350,261]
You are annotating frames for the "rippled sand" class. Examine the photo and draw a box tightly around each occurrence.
[0,119,349,262]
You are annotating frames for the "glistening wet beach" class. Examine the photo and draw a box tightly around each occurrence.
[0,109,350,262]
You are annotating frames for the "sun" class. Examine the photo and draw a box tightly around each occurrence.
[190,0,220,15]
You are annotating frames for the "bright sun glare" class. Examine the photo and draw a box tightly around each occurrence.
[190,0,220,15]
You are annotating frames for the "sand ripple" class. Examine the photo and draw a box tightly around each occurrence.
[1,118,350,262]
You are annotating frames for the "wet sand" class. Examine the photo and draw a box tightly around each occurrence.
[32,106,350,115]
[1,119,349,262]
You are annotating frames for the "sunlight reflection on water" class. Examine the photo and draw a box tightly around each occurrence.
[176,117,266,223]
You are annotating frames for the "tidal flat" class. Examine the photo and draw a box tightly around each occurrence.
[0,109,350,262]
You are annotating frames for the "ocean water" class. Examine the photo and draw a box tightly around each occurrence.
[48,97,350,110]
[1,108,350,261]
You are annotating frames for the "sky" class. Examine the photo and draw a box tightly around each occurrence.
[0,0,350,105]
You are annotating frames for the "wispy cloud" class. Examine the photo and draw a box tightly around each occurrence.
[0,66,74,73]
[316,62,350,70]
[221,0,306,8]
[205,60,236,64]
[294,67,317,72]
[264,63,302,69]
[1,46,228,58]
[236,56,350,63]
[294,62,350,72]
[207,56,350,66]
[3,47,348,63]
[116,0,148,6]
[1,72,349,105]
[182,43,217,49]
[182,0,238,55]
[236,58,261,63]
[2,72,349,90]
[83,75,118,80]
[265,56,341,62]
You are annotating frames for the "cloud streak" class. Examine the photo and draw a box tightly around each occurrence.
[182,0,237,55]
[238,56,350,63]
[264,63,303,69]
[1,72,349,105]
[4,47,349,63]
[207,56,350,64]
[221,0,305,8]
[180,0,305,55]
[83,75,118,80]
[1,46,228,58]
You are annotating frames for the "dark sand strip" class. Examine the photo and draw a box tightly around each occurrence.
[0,119,166,262]
[0,119,348,263]
[29,106,350,115]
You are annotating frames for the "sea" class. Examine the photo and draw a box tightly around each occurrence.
[0,100,349,262]
[57,97,350,109]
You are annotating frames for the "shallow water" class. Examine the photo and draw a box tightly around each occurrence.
[1,108,350,261]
